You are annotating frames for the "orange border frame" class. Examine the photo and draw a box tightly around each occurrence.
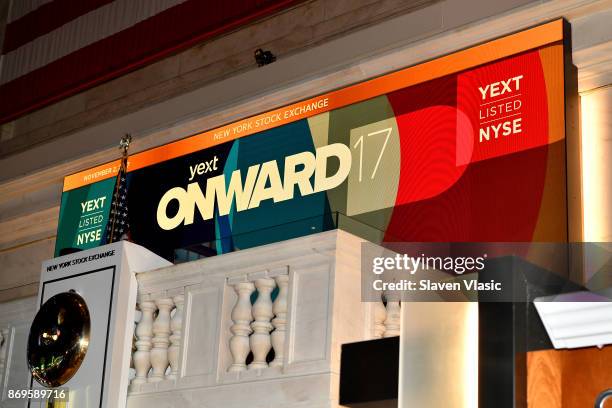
[63,19,564,192]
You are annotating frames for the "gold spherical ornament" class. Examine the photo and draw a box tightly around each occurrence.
[27,291,91,387]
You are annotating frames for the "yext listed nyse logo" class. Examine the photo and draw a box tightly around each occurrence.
[77,196,107,245]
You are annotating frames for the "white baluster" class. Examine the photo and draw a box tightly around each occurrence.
[373,294,387,339]
[228,281,255,372]
[167,294,184,380]
[149,298,173,382]
[384,300,401,337]
[249,278,275,370]
[130,309,141,373]
[132,301,155,385]
[270,274,289,368]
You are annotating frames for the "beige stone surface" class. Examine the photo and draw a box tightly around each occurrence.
[0,282,38,303]
[0,237,55,300]
[0,206,58,251]
[86,57,182,111]
[581,86,612,242]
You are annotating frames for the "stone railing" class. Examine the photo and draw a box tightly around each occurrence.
[129,268,293,392]
[126,230,383,408]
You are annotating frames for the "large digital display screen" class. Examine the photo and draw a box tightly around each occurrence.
[55,20,570,259]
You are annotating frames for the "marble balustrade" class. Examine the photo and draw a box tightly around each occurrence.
[125,230,380,408]
[130,270,291,391]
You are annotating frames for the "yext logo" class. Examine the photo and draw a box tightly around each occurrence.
[156,143,351,230]
[188,155,219,181]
